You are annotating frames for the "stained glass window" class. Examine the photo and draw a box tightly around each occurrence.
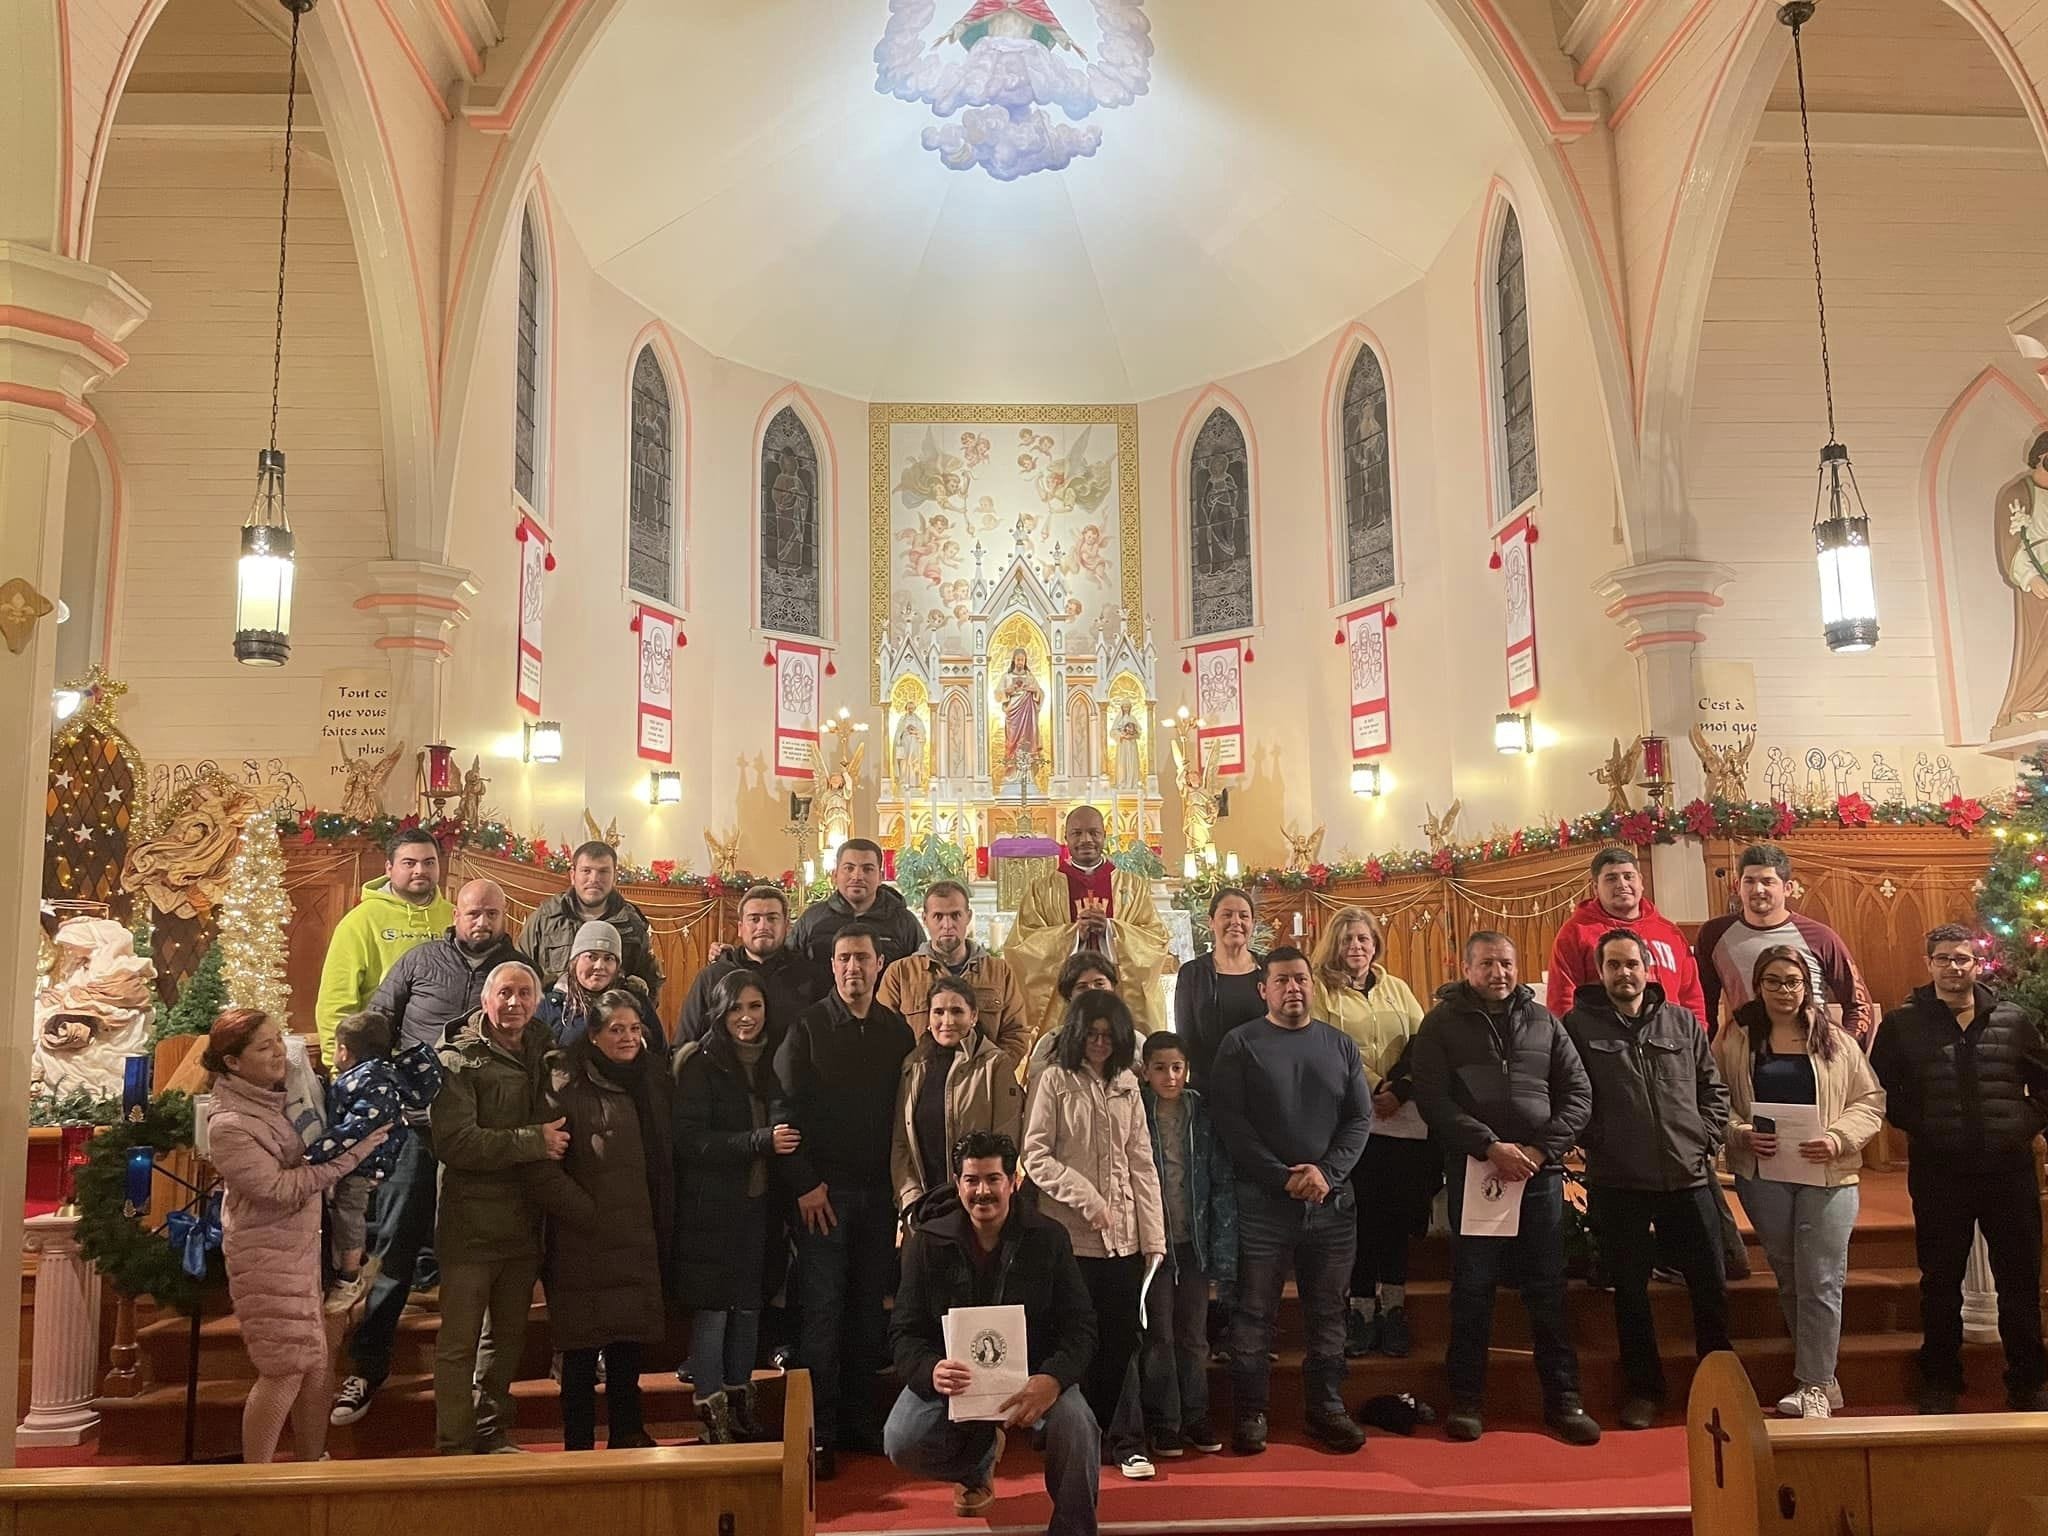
[1340,345,1394,599]
[627,347,674,602]
[1494,205,1539,513]
[514,208,544,508]
[1188,407,1253,637]
[760,405,821,637]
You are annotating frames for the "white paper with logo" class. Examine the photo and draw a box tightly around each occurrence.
[942,1303,1029,1422]
[1751,1101,1828,1187]
[1459,1155,1524,1238]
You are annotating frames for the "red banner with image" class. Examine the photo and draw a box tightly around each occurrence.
[1344,603,1392,757]
[772,641,822,779]
[635,606,678,763]
[1192,639,1246,775]
[515,513,549,713]
[1499,513,1540,707]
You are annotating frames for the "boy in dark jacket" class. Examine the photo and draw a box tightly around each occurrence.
[1563,930,1731,1429]
[1871,924,2048,1411]
[309,1009,441,1313]
[888,1129,1100,1534]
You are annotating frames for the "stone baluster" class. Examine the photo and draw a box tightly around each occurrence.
[19,1213,103,1446]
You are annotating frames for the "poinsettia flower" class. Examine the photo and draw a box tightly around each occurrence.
[1509,829,1525,856]
[1431,847,1455,875]
[1943,794,1987,833]
[1835,793,1873,828]
[1769,802,1798,838]
[1682,798,1719,838]
[1365,857,1387,885]
[1618,811,1655,844]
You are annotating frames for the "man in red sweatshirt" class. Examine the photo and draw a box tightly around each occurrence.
[1546,848,1706,1025]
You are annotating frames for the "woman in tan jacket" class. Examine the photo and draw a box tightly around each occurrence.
[891,977,1026,1225]
[1715,945,1886,1420]
[1023,988,1166,1478]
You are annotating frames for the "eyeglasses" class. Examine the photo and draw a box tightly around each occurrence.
[1084,1029,1115,1043]
[1931,954,1976,969]
[1759,975,1806,992]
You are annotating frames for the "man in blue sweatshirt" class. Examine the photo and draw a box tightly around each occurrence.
[1207,947,1371,1456]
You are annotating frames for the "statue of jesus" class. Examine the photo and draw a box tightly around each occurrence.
[996,648,1043,772]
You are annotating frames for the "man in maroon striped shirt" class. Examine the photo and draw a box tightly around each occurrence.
[1695,844,1863,1040]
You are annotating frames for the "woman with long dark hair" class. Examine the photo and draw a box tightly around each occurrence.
[1023,988,1165,1480]
[1715,945,1884,1419]
[672,972,797,1443]
[891,976,1025,1226]
[1173,887,1266,1087]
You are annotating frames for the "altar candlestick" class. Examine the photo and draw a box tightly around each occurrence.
[1224,852,1242,881]
[123,1149,154,1218]
[1293,912,1304,938]
[1183,854,1198,881]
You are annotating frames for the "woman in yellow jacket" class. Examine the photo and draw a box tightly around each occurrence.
[1310,906,1434,1360]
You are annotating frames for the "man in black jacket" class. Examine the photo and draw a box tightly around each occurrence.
[678,884,812,1043]
[1871,924,2048,1412]
[888,1129,1100,1533]
[333,878,529,1428]
[790,839,927,986]
[776,924,916,1473]
[1412,930,1599,1445]
[1564,928,1732,1430]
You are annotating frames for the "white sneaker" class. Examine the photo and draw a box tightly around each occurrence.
[324,1272,371,1316]
[1118,1452,1156,1480]
[1794,1384,1833,1419]
[1775,1379,1843,1416]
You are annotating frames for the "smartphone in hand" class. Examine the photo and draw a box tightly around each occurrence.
[1751,1115,1777,1135]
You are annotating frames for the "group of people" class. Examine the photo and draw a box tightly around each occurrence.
[193,812,2048,1536]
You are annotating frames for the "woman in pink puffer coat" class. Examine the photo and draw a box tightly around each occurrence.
[204,1009,387,1463]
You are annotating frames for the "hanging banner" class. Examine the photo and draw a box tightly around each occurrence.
[515,513,550,713]
[1193,639,1246,775]
[635,606,678,764]
[1344,604,1392,757]
[1499,513,1540,707]
[773,641,823,779]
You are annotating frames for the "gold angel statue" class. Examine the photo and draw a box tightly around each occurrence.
[454,757,489,825]
[812,739,866,857]
[703,827,743,881]
[1171,731,1221,858]
[1689,726,1755,802]
[338,740,406,822]
[1281,821,1325,874]
[1591,736,1641,815]
[1422,800,1463,854]
[581,809,623,851]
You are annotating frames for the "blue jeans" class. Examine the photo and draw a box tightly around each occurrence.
[690,1308,761,1395]
[348,1128,437,1384]
[1445,1166,1579,1409]
[886,1384,1100,1536]
[1231,1183,1355,1418]
[1735,1176,1858,1388]
[795,1183,897,1447]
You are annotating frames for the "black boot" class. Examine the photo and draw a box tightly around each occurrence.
[728,1382,771,1442]
[695,1388,738,1445]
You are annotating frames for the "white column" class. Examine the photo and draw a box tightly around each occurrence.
[18,1213,103,1446]
[1594,558,1738,923]
[1962,1224,2001,1345]
[0,244,148,1467]
[354,558,478,809]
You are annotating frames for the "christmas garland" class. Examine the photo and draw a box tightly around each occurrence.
[73,1092,223,1314]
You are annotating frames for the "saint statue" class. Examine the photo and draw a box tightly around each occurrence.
[1111,701,1144,793]
[894,711,928,794]
[1995,432,2048,732]
[811,738,865,857]
[1004,805,1170,1037]
[996,647,1044,773]
[938,0,1080,53]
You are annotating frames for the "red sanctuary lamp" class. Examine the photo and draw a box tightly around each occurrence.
[419,742,458,818]
[57,1124,94,1216]
[1638,733,1671,807]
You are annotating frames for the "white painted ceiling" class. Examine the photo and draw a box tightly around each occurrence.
[541,0,1512,401]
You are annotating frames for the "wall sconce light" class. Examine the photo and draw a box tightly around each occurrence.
[1350,761,1383,798]
[649,770,682,806]
[1494,711,1534,755]
[523,719,563,764]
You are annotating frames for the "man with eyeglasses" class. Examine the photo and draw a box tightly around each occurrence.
[1871,924,2048,1412]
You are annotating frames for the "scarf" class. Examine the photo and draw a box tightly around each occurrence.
[732,1034,771,1198]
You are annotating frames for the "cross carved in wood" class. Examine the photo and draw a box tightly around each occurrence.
[1704,1406,1731,1489]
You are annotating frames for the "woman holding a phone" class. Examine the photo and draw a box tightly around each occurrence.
[1715,945,1885,1420]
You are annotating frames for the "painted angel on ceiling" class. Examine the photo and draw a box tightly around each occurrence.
[938,1,1082,54]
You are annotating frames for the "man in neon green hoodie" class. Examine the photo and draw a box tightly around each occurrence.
[316,828,453,1064]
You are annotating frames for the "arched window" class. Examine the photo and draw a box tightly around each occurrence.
[627,346,675,602]
[759,404,821,637]
[1340,345,1394,599]
[514,204,548,512]
[1188,407,1253,637]
[1492,204,1539,515]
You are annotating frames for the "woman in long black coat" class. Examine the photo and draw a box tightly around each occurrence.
[543,989,675,1450]
[671,971,796,1444]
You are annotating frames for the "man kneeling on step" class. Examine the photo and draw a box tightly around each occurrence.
[887,1130,1102,1536]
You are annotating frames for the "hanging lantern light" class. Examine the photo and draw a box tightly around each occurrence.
[234,0,317,666]
[1782,1,1878,653]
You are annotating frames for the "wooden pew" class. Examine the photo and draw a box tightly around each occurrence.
[0,1369,814,1536]
[1689,1351,2048,1536]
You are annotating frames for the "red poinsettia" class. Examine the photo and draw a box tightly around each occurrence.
[532,838,552,866]
[1556,820,1573,847]
[1680,798,1718,838]
[1509,829,1525,856]
[1430,847,1456,876]
[1364,857,1388,885]
[1617,811,1656,845]
[1834,793,1873,828]
[1306,862,1331,887]
[1768,802,1798,838]
[650,858,677,883]
[706,874,726,895]
[780,868,797,889]
[298,815,318,844]
[1943,794,1987,833]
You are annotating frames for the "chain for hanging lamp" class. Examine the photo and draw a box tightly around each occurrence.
[1780,1,1878,654]
[234,0,318,667]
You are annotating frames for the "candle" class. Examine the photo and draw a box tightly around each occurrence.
[1224,852,1242,880]
[123,1148,155,1218]
[1182,853,1199,881]
[803,859,817,888]
[1293,911,1304,937]
[1640,733,1669,781]
[122,1053,152,1123]
[58,1124,93,1210]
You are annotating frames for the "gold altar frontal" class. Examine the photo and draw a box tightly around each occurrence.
[994,854,1059,914]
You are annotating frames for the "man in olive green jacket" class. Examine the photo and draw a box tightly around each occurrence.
[430,961,592,1454]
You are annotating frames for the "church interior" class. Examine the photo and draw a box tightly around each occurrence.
[14,1,2048,1532]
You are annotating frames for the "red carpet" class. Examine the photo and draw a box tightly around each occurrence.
[816,1423,1689,1534]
